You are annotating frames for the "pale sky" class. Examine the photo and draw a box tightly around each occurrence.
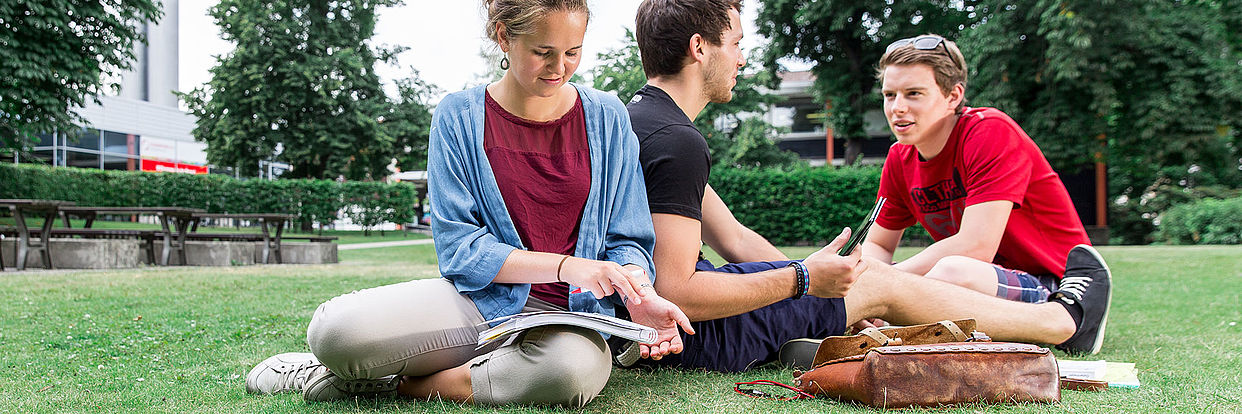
[178,0,778,100]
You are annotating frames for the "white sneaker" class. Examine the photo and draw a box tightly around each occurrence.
[302,370,401,402]
[245,352,327,394]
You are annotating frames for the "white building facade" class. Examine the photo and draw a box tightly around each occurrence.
[22,0,209,175]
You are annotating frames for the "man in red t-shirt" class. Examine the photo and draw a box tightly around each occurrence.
[863,34,1106,307]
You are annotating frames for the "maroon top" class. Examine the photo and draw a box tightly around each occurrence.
[484,91,590,309]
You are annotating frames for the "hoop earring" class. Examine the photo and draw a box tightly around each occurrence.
[499,57,510,70]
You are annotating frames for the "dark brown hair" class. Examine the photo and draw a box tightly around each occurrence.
[483,0,590,44]
[876,34,969,113]
[635,0,743,79]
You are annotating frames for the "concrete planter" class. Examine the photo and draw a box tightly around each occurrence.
[151,241,256,266]
[260,242,338,264]
[2,238,338,269]
[1,238,141,269]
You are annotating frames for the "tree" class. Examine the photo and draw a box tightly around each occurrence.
[384,72,439,172]
[959,0,1242,242]
[0,0,162,152]
[756,0,980,164]
[181,0,404,180]
[591,29,800,169]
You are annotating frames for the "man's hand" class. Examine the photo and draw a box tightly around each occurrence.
[802,228,865,298]
[624,281,696,360]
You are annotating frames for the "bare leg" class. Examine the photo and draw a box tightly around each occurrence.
[845,258,1076,344]
[923,255,1004,296]
[398,363,473,402]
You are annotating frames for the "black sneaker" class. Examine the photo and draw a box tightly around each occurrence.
[1053,244,1112,355]
[777,338,822,371]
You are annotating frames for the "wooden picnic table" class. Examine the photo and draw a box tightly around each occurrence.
[190,213,296,264]
[59,206,205,266]
[0,199,75,270]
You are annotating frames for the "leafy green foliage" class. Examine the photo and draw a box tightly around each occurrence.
[0,163,418,230]
[341,180,416,236]
[0,0,162,151]
[384,74,439,172]
[712,166,874,244]
[180,0,415,180]
[756,0,980,164]
[590,29,647,104]
[960,0,1242,243]
[591,30,800,170]
[1157,196,1242,245]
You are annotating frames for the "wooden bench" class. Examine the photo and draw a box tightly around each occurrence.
[191,213,296,264]
[59,206,204,266]
[185,233,266,242]
[281,236,339,243]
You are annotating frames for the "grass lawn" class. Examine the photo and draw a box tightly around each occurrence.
[1,245,1239,413]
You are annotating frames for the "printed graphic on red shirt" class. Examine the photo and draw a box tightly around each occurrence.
[911,172,967,236]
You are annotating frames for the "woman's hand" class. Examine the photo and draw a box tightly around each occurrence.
[624,280,696,360]
[559,257,645,305]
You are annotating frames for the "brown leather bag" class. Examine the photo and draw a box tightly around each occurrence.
[793,342,1061,408]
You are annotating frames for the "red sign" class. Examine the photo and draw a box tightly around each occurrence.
[141,159,208,174]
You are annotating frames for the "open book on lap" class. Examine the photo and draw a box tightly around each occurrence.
[477,311,658,348]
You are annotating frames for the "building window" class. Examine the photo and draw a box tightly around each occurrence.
[102,131,138,156]
[33,132,57,147]
[103,154,138,171]
[29,150,55,165]
[66,128,101,151]
[790,103,826,134]
[65,150,100,169]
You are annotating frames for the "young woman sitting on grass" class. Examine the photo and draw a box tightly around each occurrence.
[243,0,693,407]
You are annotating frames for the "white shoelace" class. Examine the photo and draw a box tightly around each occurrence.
[1056,276,1092,304]
[278,361,326,391]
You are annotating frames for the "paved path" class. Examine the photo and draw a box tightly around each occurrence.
[338,239,435,250]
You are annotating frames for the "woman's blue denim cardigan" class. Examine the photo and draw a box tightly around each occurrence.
[427,83,657,322]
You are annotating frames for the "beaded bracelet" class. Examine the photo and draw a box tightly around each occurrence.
[787,261,810,299]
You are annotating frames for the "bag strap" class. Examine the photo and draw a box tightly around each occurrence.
[858,328,898,346]
[937,320,969,341]
[733,380,815,401]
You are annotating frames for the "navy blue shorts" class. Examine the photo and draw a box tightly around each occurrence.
[639,259,847,373]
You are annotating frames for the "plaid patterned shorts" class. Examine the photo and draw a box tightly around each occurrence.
[993,265,1059,303]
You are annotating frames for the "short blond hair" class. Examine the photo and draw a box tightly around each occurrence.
[877,34,968,113]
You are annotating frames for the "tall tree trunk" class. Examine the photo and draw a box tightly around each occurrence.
[844,137,864,165]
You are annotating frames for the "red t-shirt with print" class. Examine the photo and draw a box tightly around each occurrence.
[876,107,1089,278]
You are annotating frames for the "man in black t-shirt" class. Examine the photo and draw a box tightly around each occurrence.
[623,0,1112,372]
[625,0,861,372]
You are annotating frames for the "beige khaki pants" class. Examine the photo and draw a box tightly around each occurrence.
[305,278,611,407]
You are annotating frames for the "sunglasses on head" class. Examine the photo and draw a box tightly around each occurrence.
[886,35,960,68]
[886,35,949,54]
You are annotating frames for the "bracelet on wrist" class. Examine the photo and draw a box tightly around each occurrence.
[556,255,570,282]
[787,261,810,299]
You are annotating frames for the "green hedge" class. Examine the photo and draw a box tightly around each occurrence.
[0,163,419,230]
[1156,196,1242,244]
[711,166,930,245]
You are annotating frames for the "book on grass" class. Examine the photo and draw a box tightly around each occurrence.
[477,311,658,348]
[1057,359,1141,388]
